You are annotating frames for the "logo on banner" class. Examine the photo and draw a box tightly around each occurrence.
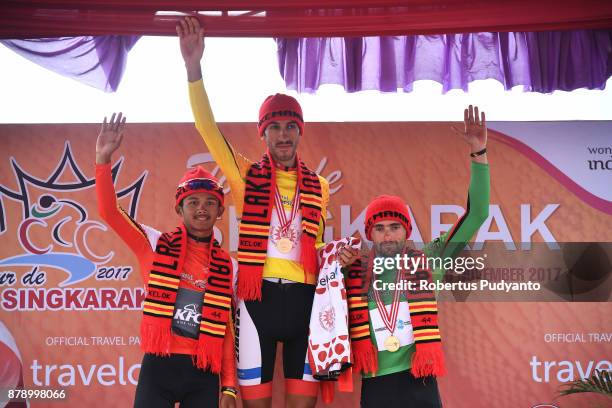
[0,142,147,311]
[586,146,612,170]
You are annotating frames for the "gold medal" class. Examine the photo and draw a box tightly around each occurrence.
[383,335,400,352]
[276,237,293,254]
[273,181,300,256]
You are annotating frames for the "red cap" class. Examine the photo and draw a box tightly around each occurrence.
[175,166,224,206]
[257,93,304,137]
[364,195,412,240]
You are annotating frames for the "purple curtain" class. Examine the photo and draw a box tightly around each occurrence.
[277,30,612,94]
[1,36,140,92]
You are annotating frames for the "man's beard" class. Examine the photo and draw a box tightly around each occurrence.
[374,240,406,257]
[271,144,297,163]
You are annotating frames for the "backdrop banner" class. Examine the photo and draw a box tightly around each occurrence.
[1,121,610,407]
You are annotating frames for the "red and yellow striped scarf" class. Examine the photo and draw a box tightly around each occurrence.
[141,225,232,373]
[346,248,446,377]
[237,153,323,300]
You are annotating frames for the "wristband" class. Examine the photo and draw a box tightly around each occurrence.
[221,386,238,398]
[470,147,487,157]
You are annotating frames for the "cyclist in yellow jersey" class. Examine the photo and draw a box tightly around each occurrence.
[177,17,358,408]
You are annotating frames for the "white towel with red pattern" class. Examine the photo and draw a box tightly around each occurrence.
[307,237,360,379]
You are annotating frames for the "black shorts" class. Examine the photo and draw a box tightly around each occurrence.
[236,279,317,390]
[134,353,219,408]
[361,369,442,408]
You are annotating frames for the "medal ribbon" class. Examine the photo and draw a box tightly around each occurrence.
[273,182,300,234]
[372,261,403,336]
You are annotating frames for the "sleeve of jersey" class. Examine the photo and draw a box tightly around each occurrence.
[188,79,252,213]
[315,176,330,250]
[426,162,490,279]
[95,163,153,282]
[220,310,237,388]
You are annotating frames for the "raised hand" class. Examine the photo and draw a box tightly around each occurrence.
[451,105,487,153]
[96,112,126,164]
[177,16,204,81]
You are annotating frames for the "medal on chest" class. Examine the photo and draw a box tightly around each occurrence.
[373,269,403,353]
[383,335,401,352]
[272,182,300,254]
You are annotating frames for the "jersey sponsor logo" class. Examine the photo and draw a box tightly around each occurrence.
[319,303,336,332]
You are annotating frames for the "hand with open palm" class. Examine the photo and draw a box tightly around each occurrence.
[451,105,488,162]
[96,112,126,164]
[177,17,205,82]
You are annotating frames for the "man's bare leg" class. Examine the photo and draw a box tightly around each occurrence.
[243,398,272,408]
[286,394,317,408]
